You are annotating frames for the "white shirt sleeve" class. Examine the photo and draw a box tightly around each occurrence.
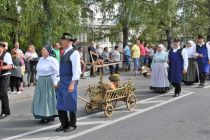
[182,49,189,71]
[70,50,82,81]
[50,57,60,85]
[3,53,13,65]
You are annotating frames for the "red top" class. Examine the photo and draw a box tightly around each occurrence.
[139,45,146,56]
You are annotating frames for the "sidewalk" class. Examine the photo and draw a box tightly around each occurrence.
[9,72,134,102]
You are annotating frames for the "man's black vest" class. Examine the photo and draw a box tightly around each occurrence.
[0,52,9,76]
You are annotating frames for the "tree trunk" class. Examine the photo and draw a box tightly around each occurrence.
[122,23,129,48]
[207,28,210,41]
[207,0,210,41]
[166,28,173,49]
[42,0,52,45]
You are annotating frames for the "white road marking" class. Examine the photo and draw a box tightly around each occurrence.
[2,90,191,140]
[59,91,194,140]
[204,85,210,89]
[140,100,165,104]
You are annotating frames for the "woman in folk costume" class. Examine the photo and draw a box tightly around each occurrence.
[55,33,81,133]
[195,35,210,87]
[182,40,198,85]
[32,44,59,124]
[168,38,188,97]
[150,44,170,93]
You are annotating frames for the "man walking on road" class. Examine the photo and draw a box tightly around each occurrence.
[55,33,81,132]
[195,35,210,87]
[0,42,13,119]
[168,38,188,97]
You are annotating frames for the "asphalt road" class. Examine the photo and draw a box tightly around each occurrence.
[1,72,210,140]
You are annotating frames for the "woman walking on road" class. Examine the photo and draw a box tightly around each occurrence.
[182,40,198,85]
[32,44,59,124]
[150,44,170,93]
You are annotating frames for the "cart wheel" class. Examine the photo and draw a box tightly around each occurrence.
[85,103,93,114]
[126,94,137,111]
[112,100,117,108]
[104,104,114,117]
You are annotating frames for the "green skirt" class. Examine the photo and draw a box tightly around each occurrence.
[183,58,198,84]
[32,75,58,119]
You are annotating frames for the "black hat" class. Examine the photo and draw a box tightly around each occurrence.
[0,42,6,48]
[60,33,74,41]
[198,35,204,39]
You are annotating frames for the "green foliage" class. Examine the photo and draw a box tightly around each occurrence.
[0,0,86,52]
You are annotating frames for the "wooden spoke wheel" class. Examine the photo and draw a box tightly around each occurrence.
[112,100,117,108]
[104,104,114,117]
[85,103,93,114]
[126,94,137,111]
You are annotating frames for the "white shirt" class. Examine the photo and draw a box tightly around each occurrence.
[149,48,154,57]
[112,50,121,61]
[172,47,189,71]
[97,48,103,56]
[24,52,38,60]
[0,52,13,76]
[64,45,82,81]
[36,56,60,85]
[183,46,196,58]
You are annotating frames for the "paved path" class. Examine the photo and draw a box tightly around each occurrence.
[1,72,210,140]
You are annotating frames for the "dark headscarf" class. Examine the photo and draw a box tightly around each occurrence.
[44,44,56,58]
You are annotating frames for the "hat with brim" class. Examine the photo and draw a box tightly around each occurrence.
[198,35,204,39]
[109,74,120,82]
[0,42,6,48]
[60,33,74,41]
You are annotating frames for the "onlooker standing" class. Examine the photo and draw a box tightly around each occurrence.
[53,43,61,62]
[102,47,114,75]
[0,42,13,119]
[10,49,22,94]
[78,47,86,79]
[96,44,103,58]
[139,40,145,70]
[124,42,131,71]
[148,45,154,68]
[88,41,98,77]
[112,46,121,74]
[13,41,25,91]
[131,40,141,75]
[24,45,38,87]
[144,43,150,66]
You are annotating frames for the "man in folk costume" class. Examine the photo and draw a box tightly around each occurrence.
[195,35,210,87]
[0,42,13,119]
[168,38,188,97]
[55,33,81,132]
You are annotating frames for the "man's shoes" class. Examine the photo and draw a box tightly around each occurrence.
[0,114,9,119]
[63,125,77,132]
[198,83,204,88]
[173,93,180,97]
[55,125,66,132]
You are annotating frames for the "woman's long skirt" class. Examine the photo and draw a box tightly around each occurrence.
[183,58,198,84]
[150,63,170,93]
[32,76,58,119]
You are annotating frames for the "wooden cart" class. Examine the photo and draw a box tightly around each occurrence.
[81,81,136,117]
